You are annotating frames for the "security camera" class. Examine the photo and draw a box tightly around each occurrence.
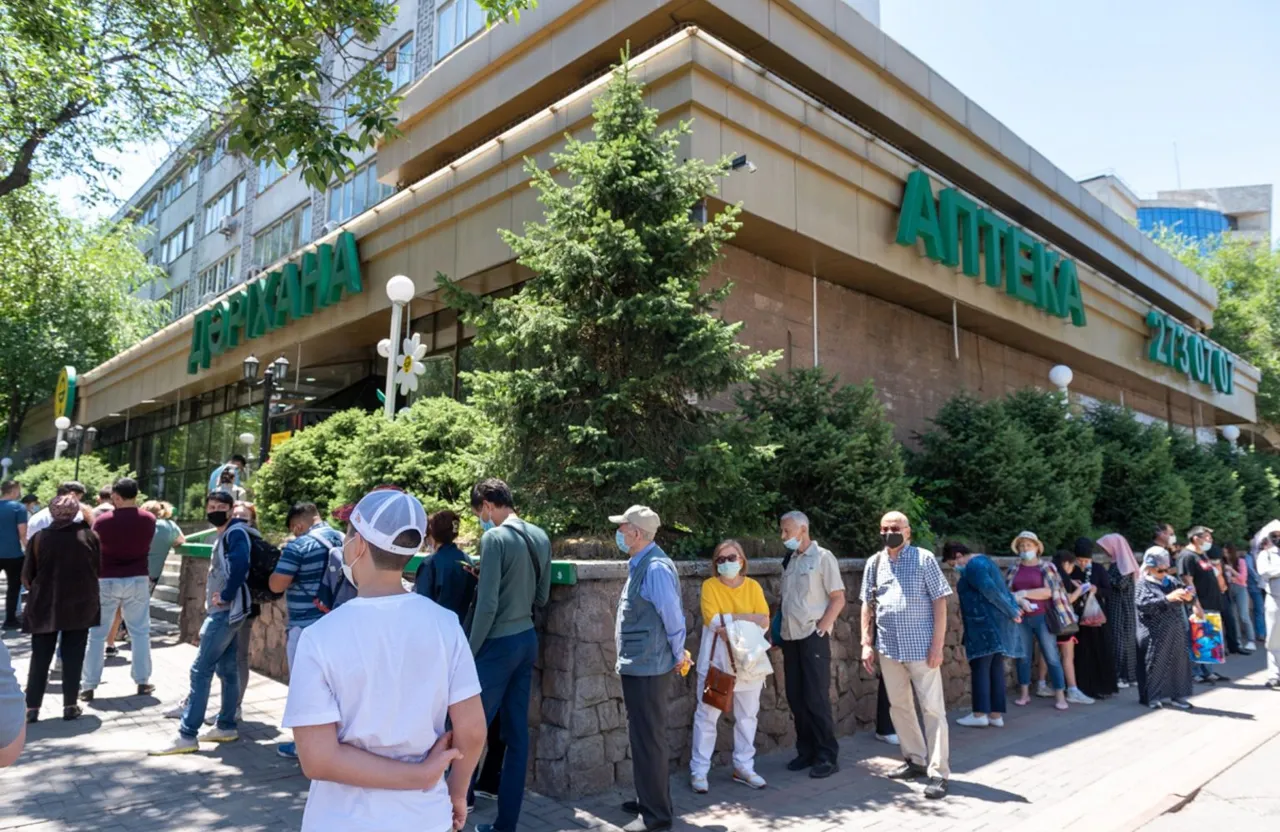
[730,154,758,174]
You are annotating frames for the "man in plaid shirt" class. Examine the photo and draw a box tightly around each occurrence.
[860,511,952,799]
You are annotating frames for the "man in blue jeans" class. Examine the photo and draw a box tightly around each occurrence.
[467,478,551,832]
[151,491,251,755]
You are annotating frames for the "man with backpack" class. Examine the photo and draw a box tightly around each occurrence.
[151,490,252,755]
[268,502,346,759]
[467,478,551,832]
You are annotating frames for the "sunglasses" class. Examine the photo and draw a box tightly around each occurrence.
[713,555,740,565]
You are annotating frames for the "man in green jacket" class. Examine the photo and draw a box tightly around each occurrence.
[468,478,551,832]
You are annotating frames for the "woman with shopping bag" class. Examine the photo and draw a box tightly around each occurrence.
[689,539,772,794]
[1065,538,1118,699]
[1005,532,1073,710]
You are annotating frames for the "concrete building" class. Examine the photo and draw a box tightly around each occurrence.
[21,0,1260,512]
[1081,174,1272,248]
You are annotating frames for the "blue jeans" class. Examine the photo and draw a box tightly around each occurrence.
[82,576,153,690]
[470,628,538,832]
[969,653,1007,714]
[1017,615,1065,690]
[180,611,243,739]
[1249,586,1267,641]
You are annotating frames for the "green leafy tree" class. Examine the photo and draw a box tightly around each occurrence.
[0,189,164,453]
[910,394,1059,553]
[736,368,920,556]
[1002,389,1103,548]
[250,408,379,530]
[10,455,133,504]
[0,0,538,199]
[338,396,497,517]
[439,58,778,552]
[1219,446,1278,542]
[1167,432,1247,543]
[1086,403,1192,547]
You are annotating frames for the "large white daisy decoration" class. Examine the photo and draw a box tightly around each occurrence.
[391,332,429,395]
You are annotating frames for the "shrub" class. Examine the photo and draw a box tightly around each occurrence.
[1002,389,1103,548]
[1232,449,1280,539]
[1086,403,1191,546]
[250,408,378,529]
[1169,433,1247,543]
[338,396,498,520]
[11,455,134,504]
[736,368,920,556]
[909,394,1058,553]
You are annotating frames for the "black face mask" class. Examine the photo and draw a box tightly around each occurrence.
[206,510,229,527]
[882,531,905,550]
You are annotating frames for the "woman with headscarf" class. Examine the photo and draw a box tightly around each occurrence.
[1067,537,1118,699]
[1253,521,1280,689]
[1099,534,1139,688]
[21,495,102,722]
[1135,548,1195,709]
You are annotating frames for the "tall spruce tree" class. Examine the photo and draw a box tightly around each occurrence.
[440,58,777,550]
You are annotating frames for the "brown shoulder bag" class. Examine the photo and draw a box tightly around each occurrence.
[702,614,737,713]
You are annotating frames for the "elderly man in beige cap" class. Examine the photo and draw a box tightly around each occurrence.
[611,505,688,832]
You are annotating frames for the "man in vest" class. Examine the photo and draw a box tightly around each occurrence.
[612,505,688,832]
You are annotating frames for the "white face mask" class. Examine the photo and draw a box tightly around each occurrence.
[1019,549,1038,562]
[341,537,363,587]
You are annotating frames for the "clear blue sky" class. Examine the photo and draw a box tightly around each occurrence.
[880,0,1278,242]
[57,0,1279,243]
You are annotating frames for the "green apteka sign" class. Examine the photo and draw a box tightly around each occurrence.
[187,231,363,375]
[894,170,1087,327]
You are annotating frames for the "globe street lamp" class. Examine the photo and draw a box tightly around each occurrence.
[1048,365,1074,420]
[66,424,98,481]
[0,458,11,479]
[382,275,416,420]
[1221,425,1241,446]
[244,354,290,466]
[53,416,71,460]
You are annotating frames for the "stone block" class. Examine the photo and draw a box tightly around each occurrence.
[597,699,623,732]
[604,727,630,763]
[574,642,606,676]
[570,764,615,797]
[758,708,792,736]
[574,591,618,643]
[567,734,604,771]
[574,674,611,709]
[540,634,573,671]
[543,600,576,638]
[614,760,634,788]
[536,726,570,761]
[534,759,569,796]
[542,697,573,729]
[542,668,574,701]
[571,705,599,738]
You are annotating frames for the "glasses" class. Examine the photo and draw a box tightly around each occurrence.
[880,526,904,533]
[713,555,740,565]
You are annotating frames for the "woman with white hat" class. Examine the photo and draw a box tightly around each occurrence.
[1005,531,1069,710]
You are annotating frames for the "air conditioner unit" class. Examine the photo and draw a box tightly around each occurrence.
[217,217,238,237]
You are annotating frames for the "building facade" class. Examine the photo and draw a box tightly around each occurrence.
[1081,175,1272,248]
[21,0,1261,517]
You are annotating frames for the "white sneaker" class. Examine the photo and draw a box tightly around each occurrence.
[1117,680,1131,689]
[1066,688,1095,705]
[163,700,187,719]
[1244,641,1257,652]
[199,726,239,744]
[149,734,199,756]
[690,773,709,794]
[1034,682,1054,698]
[875,733,899,745]
[956,713,989,728]
[204,707,242,726]
[733,770,767,789]
[988,716,1004,728]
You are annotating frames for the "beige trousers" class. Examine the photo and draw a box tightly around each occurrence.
[880,656,951,779]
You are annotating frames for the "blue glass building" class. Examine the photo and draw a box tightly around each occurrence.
[1138,205,1232,245]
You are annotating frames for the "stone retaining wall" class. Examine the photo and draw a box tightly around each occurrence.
[177,553,1018,799]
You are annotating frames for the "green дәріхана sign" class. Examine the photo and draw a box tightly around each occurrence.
[187,231,363,375]
[1145,310,1235,395]
[894,170,1087,327]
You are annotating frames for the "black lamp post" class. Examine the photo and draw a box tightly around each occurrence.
[66,424,98,481]
[243,354,290,465]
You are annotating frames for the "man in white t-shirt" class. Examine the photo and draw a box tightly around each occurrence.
[26,481,93,536]
[283,488,487,832]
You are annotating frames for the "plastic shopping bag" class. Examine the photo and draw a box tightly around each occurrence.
[725,620,774,684]
[1189,611,1226,665]
[1080,594,1107,627]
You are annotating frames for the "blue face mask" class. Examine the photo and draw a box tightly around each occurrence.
[615,530,629,553]
[782,536,801,551]
[481,519,495,532]
[716,560,742,578]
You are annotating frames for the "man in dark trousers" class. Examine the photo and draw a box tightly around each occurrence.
[613,505,688,832]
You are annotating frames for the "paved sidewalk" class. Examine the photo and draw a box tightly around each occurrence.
[2,618,1277,831]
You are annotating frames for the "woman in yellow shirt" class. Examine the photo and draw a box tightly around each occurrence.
[690,539,770,794]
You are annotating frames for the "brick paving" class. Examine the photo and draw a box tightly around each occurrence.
[2,613,1278,831]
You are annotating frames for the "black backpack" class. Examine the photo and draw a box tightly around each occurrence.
[246,533,284,603]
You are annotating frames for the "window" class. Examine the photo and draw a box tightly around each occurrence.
[184,160,200,190]
[160,220,195,264]
[166,284,188,321]
[162,176,184,206]
[436,0,486,60]
[257,152,296,193]
[197,253,239,299]
[327,163,394,224]
[139,198,159,226]
[253,204,310,266]
[389,36,415,90]
[202,177,247,235]
[210,134,229,167]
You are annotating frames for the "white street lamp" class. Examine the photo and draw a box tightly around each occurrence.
[1221,425,1241,445]
[1048,365,1074,392]
[53,415,71,459]
[238,432,256,448]
[382,275,416,419]
[0,457,11,479]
